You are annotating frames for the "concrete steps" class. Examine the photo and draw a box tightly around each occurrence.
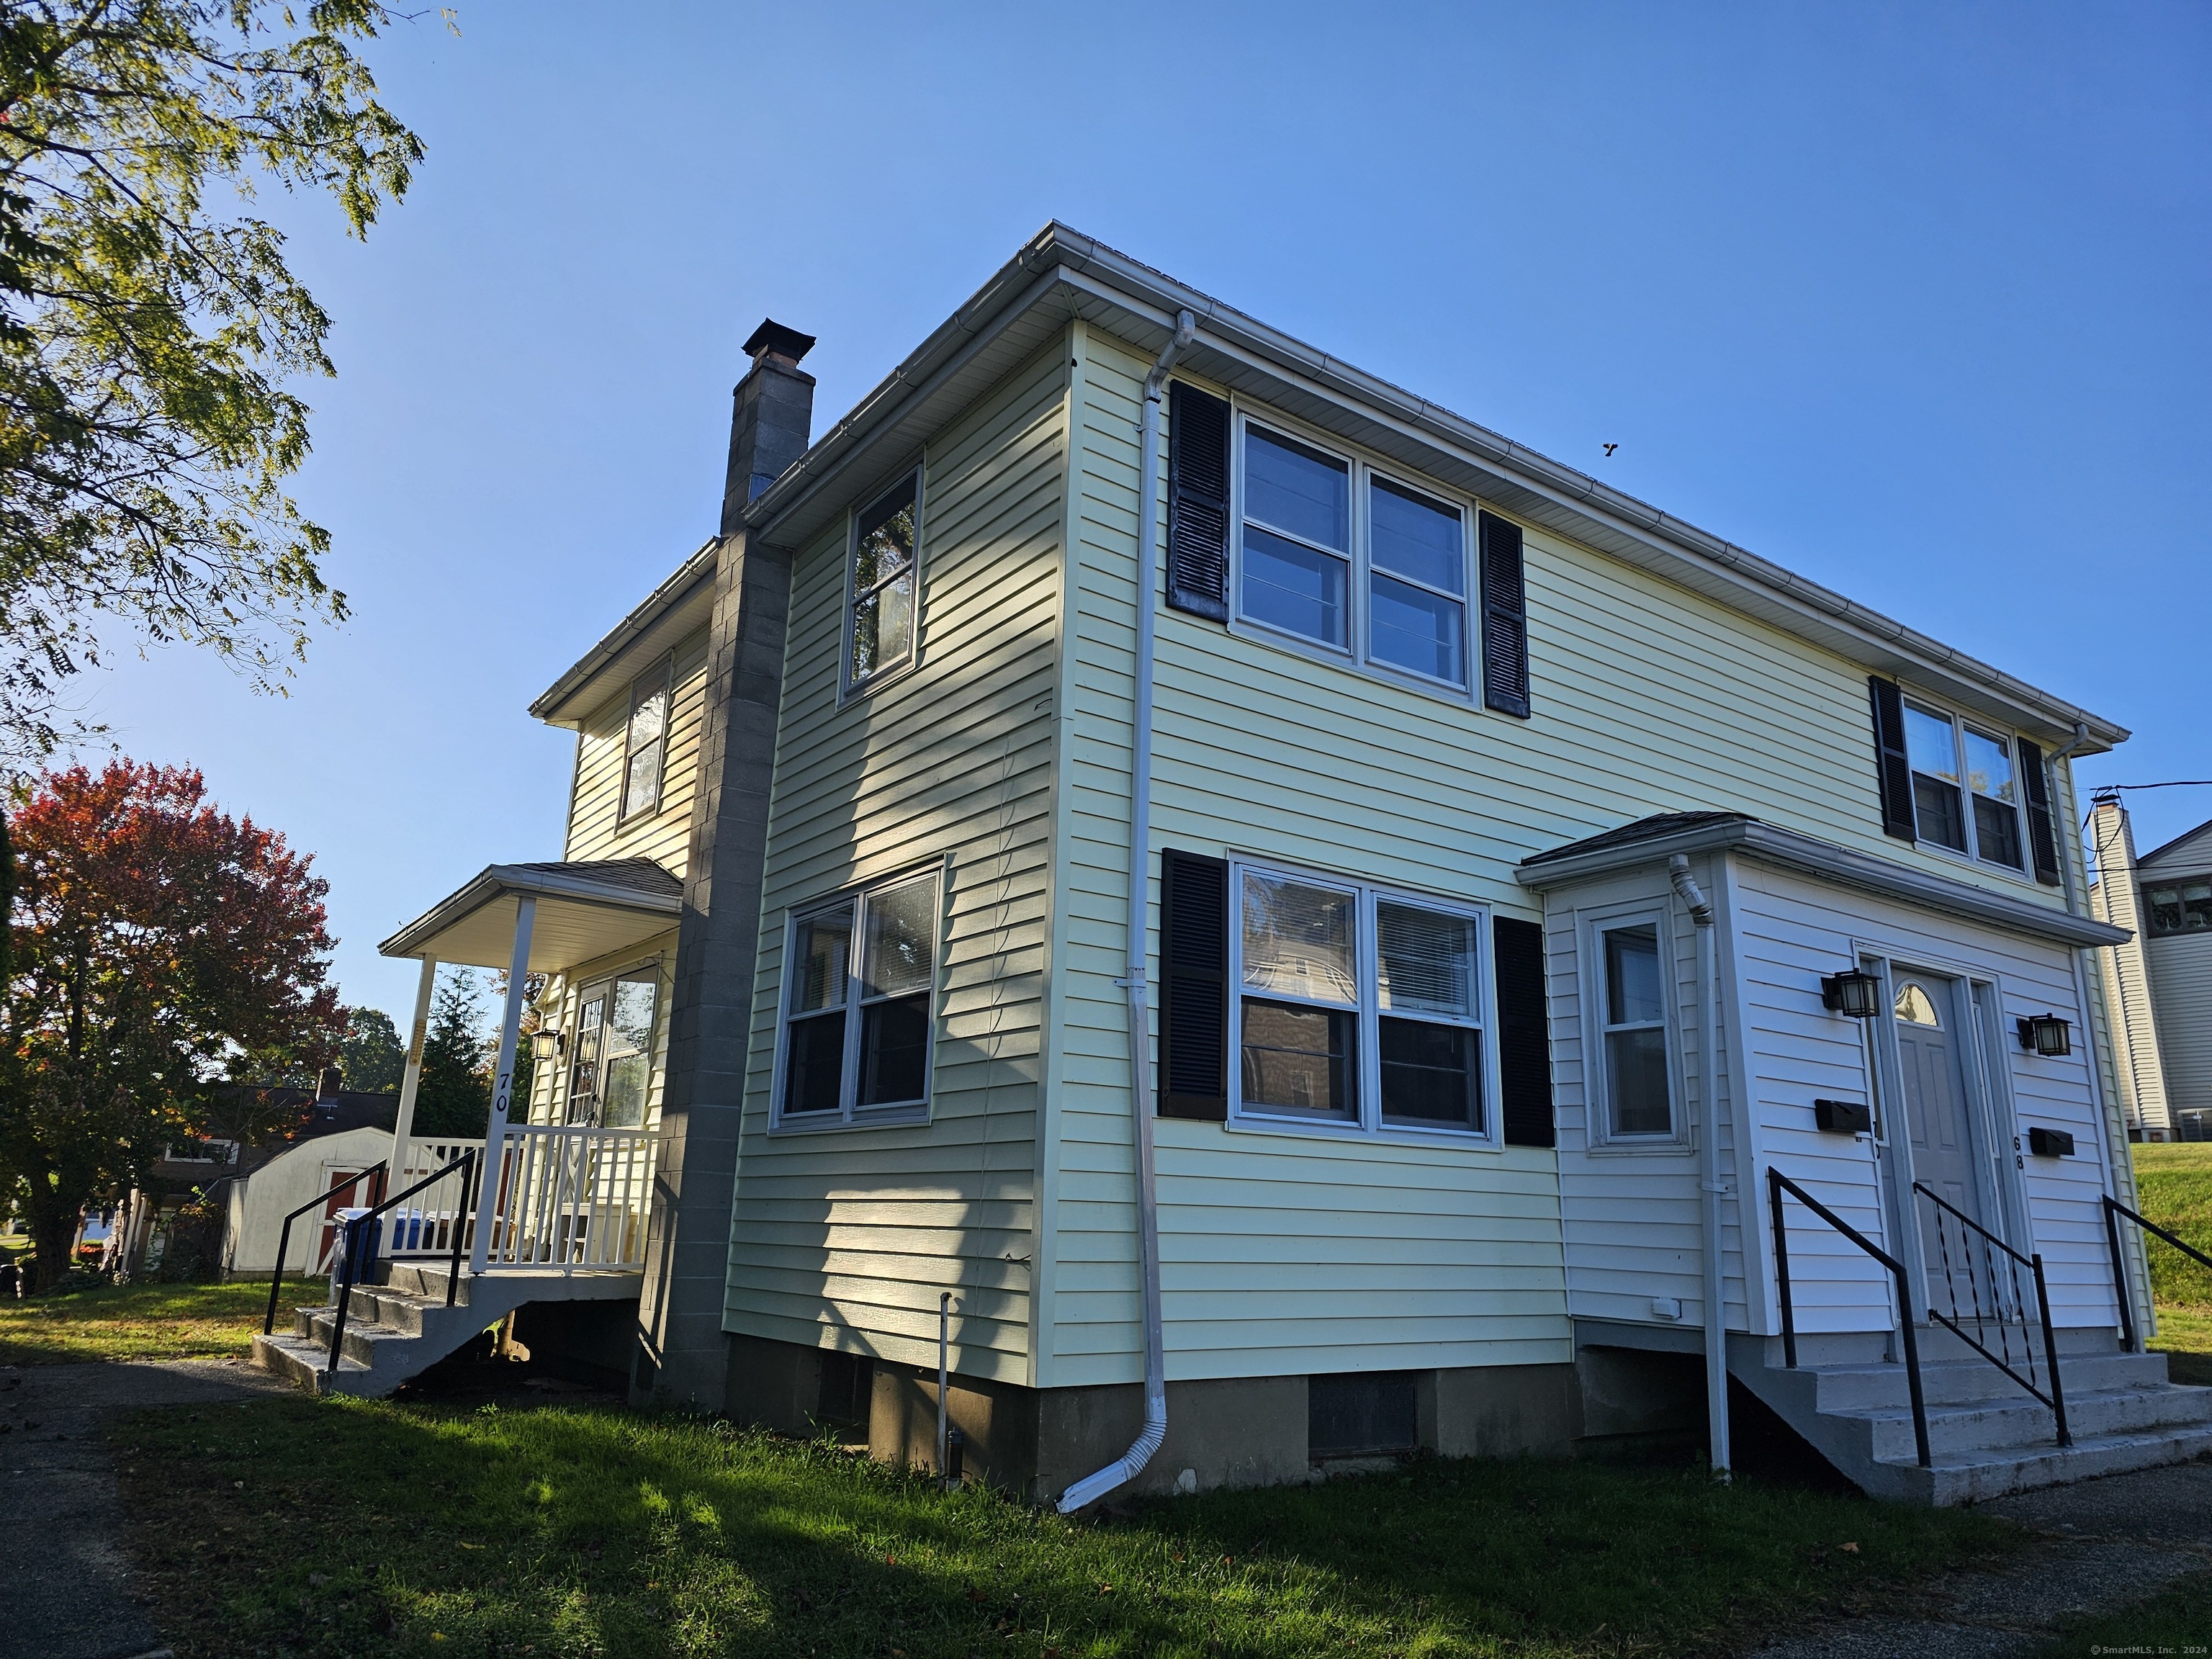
[1730,1332,2212,1505]
[251,1262,643,1398]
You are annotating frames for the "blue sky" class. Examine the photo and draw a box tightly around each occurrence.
[82,2,2212,1027]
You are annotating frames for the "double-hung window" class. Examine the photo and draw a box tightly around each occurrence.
[619,659,673,820]
[1236,418,1473,693]
[1596,921,1675,1140]
[1231,861,1489,1137]
[846,472,920,692]
[1902,701,2024,870]
[777,867,942,1127]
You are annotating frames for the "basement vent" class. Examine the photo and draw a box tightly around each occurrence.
[817,1350,873,1430]
[1308,1371,1417,1458]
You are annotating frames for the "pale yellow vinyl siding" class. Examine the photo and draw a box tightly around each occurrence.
[562,628,709,877]
[1053,330,2090,1388]
[1051,328,1568,1389]
[722,337,1071,1384]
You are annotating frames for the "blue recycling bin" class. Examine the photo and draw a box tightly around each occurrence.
[332,1207,382,1290]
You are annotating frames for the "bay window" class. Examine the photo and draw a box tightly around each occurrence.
[1231,861,1490,1138]
[777,867,942,1127]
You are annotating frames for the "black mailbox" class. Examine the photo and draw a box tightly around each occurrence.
[1814,1099,1872,1134]
[2027,1126,2075,1158]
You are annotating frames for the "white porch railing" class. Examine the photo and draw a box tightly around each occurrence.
[478,1125,656,1272]
[385,1138,485,1258]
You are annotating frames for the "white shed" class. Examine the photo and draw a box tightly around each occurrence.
[223,1126,392,1279]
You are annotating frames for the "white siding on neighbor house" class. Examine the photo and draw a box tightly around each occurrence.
[1050,328,2113,1388]
[2146,931,2212,1116]
[1538,855,1754,1337]
[563,628,711,877]
[1727,859,2121,1334]
[723,336,1071,1385]
[2088,804,2174,1136]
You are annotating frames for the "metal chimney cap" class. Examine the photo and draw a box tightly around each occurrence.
[742,318,817,364]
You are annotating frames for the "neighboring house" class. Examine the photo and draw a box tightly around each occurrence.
[2091,798,2212,1141]
[257,225,2212,1506]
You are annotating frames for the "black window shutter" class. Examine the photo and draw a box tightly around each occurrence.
[1478,511,1530,718]
[1869,676,1916,842]
[2018,737,2062,886]
[1159,848,1229,1120]
[1493,915,1554,1148]
[1166,383,1231,621]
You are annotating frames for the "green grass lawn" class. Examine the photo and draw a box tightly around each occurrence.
[0,1277,322,1365]
[2037,1565,2212,1655]
[112,1396,2020,1659]
[2134,1144,2212,1385]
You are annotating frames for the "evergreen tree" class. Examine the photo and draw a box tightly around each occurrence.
[411,969,488,1138]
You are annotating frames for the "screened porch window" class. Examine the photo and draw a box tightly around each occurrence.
[777,867,942,1127]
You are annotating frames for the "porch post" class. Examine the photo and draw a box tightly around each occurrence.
[389,956,438,1180]
[469,896,536,1277]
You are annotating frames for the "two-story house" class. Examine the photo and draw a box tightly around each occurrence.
[2091,797,2212,1141]
[255,225,2211,1507]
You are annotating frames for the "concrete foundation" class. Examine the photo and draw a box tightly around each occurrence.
[717,1329,1646,1502]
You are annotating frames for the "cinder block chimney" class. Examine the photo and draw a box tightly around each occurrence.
[720,318,817,536]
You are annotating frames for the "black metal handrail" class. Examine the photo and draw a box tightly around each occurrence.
[1768,1166,1930,1467]
[2103,1193,2212,1354]
[262,1161,387,1336]
[1913,1182,2069,1447]
[325,1150,477,1375]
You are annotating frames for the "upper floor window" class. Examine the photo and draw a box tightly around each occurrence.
[2145,879,2212,937]
[776,866,942,1128]
[619,660,673,820]
[1902,700,2023,870]
[847,472,920,692]
[1236,418,1472,693]
[1231,860,1489,1137]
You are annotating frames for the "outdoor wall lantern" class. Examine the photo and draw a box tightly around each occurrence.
[2017,1013,2072,1056]
[531,1028,565,1062]
[1820,969,1884,1018]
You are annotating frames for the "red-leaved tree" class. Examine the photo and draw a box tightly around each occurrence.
[0,760,342,1290]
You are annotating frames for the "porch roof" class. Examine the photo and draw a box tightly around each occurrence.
[1515,812,2131,950]
[378,858,683,972]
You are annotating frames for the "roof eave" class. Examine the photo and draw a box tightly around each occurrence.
[378,862,684,961]
[527,539,720,727]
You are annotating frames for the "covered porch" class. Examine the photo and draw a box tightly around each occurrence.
[377,858,684,1282]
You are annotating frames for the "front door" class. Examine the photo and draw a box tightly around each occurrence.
[1892,975,1982,1312]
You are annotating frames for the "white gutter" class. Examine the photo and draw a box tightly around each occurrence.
[1669,854,1731,1481]
[1057,307,1197,1514]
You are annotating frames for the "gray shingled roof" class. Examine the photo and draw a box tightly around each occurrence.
[1520,811,1755,868]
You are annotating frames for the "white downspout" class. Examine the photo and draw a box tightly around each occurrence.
[1669,854,1730,1481]
[1058,308,1197,1514]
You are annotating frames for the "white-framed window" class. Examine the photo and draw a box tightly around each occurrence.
[562,966,660,1128]
[1901,700,2024,871]
[1233,413,1474,696]
[1228,859,1492,1138]
[844,470,922,695]
[1588,913,1678,1143]
[775,865,943,1128]
[618,657,674,822]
